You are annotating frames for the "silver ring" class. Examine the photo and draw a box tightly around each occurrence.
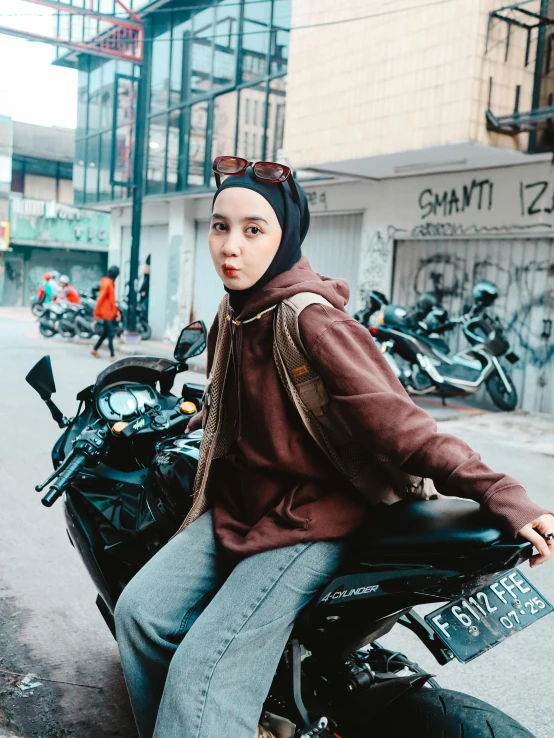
[543,532,554,542]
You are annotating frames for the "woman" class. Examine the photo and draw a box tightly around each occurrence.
[115,161,554,738]
[91,265,120,361]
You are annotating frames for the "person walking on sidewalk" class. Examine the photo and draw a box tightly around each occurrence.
[114,160,554,738]
[91,265,120,361]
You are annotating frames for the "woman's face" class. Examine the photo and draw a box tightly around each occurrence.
[209,187,282,290]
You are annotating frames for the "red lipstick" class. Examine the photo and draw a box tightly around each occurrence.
[222,265,239,277]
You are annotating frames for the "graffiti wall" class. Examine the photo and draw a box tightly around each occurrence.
[291,160,554,412]
[361,161,554,413]
[393,237,554,413]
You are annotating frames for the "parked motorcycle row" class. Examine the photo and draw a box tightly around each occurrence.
[32,287,152,342]
[24,321,546,737]
[355,280,520,411]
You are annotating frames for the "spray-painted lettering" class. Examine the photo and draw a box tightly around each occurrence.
[518,180,554,216]
[418,179,494,220]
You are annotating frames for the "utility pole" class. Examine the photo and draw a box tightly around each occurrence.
[127,15,152,336]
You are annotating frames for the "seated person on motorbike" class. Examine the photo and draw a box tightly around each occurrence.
[115,160,554,738]
[41,272,56,304]
[55,275,81,305]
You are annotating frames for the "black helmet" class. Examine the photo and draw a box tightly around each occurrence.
[366,290,388,312]
[473,280,498,306]
[416,292,439,315]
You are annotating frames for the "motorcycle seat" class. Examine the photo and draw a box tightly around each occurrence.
[362,499,504,552]
[424,335,450,354]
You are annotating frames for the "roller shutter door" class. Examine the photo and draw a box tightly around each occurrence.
[392,238,554,413]
[192,212,363,325]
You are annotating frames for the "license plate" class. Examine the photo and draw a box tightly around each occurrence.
[425,569,553,663]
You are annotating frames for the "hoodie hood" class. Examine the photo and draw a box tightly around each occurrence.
[234,256,350,319]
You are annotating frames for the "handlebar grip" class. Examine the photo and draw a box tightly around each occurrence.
[41,454,87,507]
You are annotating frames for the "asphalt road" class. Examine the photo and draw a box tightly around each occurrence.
[0,308,553,737]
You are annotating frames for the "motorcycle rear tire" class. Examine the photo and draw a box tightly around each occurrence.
[368,687,535,737]
[39,322,57,338]
[486,371,518,411]
[139,320,152,341]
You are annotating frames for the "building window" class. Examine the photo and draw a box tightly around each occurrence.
[146,114,168,195]
[74,0,291,203]
[150,30,172,111]
[85,136,100,203]
[547,34,554,74]
[188,101,209,187]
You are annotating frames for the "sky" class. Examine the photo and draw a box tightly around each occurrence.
[0,0,77,128]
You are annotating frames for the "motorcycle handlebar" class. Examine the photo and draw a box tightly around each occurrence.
[41,453,87,507]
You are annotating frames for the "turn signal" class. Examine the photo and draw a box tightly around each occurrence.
[180,401,197,415]
[378,312,385,325]
[112,421,129,435]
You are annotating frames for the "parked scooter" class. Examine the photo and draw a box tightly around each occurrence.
[118,298,152,341]
[39,302,82,338]
[73,296,152,342]
[30,291,45,317]
[372,281,519,411]
[25,326,546,737]
[353,290,389,327]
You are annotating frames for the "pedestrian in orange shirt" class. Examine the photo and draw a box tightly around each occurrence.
[91,266,120,361]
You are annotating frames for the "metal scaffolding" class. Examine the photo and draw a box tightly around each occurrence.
[0,0,147,333]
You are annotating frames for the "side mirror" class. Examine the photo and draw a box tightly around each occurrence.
[26,356,68,428]
[26,355,56,401]
[174,321,207,363]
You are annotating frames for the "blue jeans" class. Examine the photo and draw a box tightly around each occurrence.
[114,511,345,738]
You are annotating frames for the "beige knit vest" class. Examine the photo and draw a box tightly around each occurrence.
[174,293,434,537]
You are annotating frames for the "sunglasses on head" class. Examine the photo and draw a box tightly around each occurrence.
[212,155,300,206]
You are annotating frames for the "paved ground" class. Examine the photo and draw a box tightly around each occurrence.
[0,307,553,737]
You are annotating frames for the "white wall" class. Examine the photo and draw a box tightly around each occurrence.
[109,200,171,341]
[166,197,198,342]
[108,159,554,339]
[58,178,73,205]
[24,173,57,200]
[109,198,201,342]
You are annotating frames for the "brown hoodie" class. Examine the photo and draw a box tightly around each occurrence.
[189,257,548,563]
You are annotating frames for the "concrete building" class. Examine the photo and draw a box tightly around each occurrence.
[64,0,554,411]
[70,0,291,342]
[0,117,109,306]
[276,0,554,413]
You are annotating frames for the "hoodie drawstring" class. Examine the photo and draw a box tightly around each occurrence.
[227,304,278,442]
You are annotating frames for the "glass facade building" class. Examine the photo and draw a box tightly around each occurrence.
[74,0,290,205]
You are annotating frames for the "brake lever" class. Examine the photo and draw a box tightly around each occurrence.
[35,453,73,492]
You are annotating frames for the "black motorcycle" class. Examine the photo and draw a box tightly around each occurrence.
[353,290,389,328]
[118,298,152,341]
[30,291,45,317]
[38,302,83,339]
[26,326,549,737]
[372,297,519,411]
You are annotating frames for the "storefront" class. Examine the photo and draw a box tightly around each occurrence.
[3,197,109,306]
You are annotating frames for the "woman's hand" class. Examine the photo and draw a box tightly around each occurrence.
[518,513,554,567]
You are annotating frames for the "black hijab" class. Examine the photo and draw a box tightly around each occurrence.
[212,168,310,314]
